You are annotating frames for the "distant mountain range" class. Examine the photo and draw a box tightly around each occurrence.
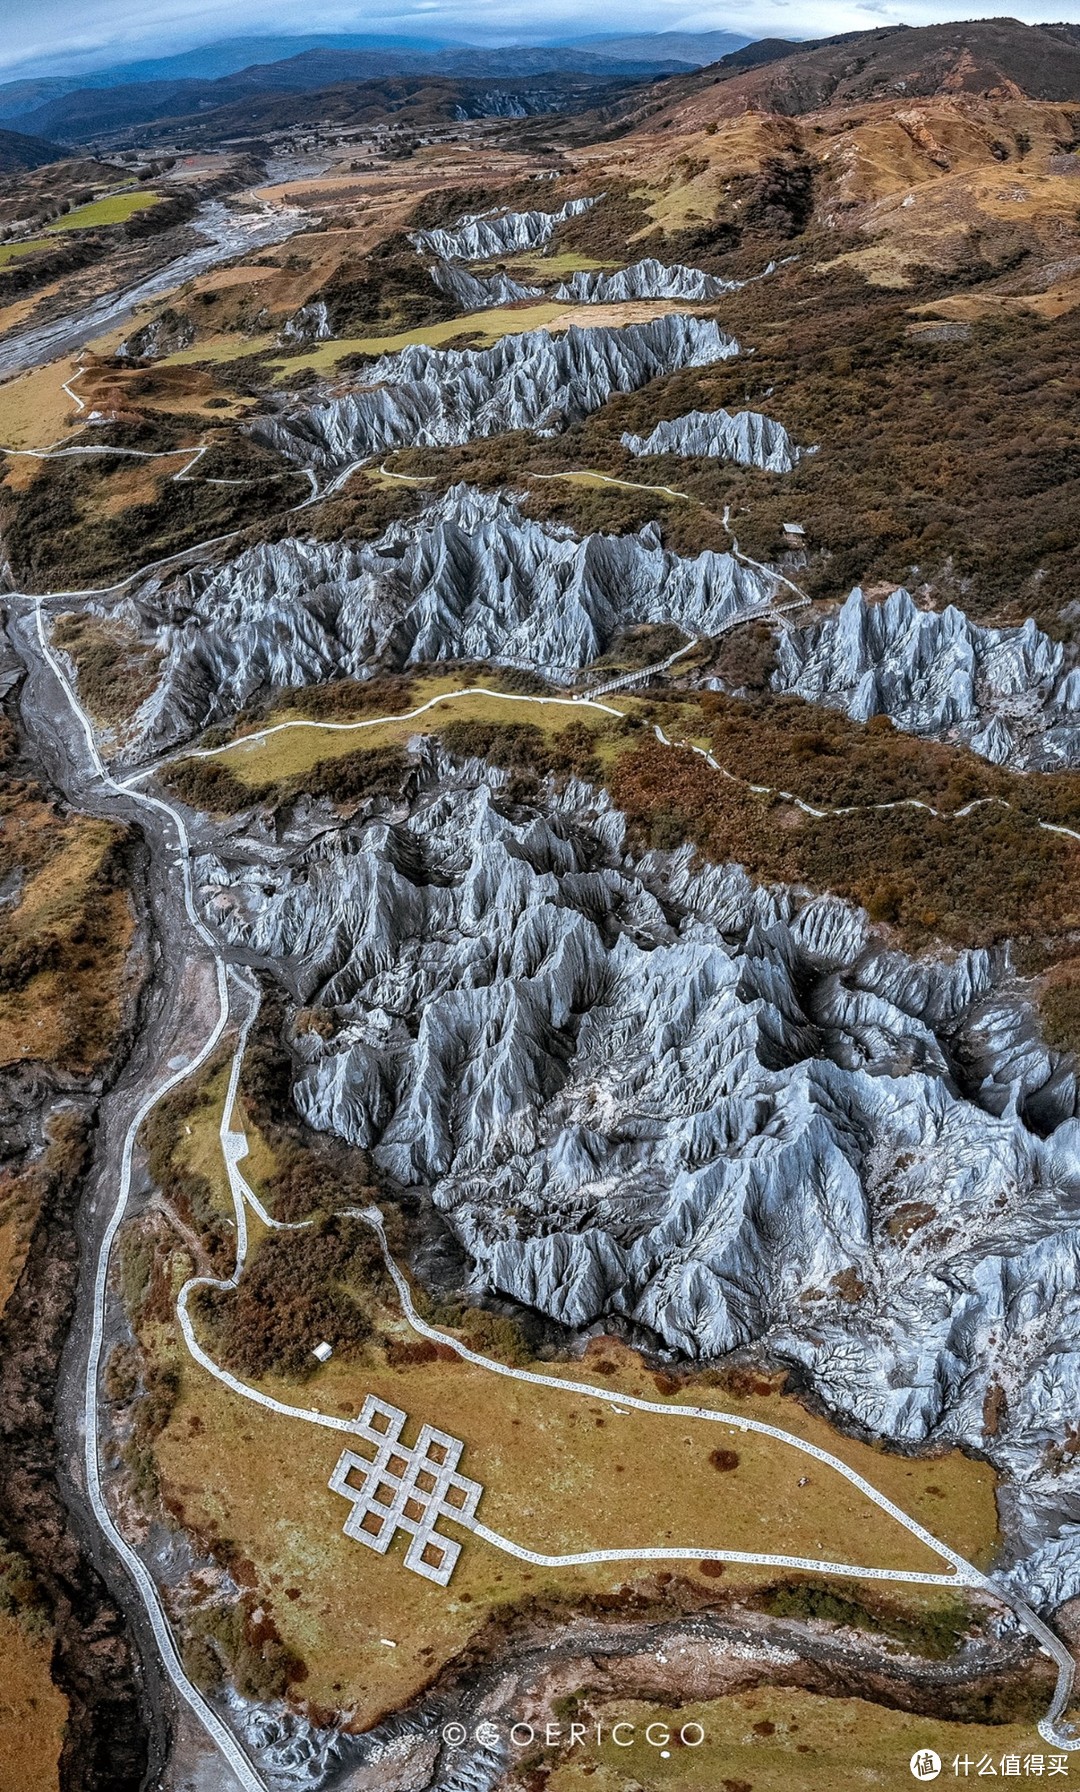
[6,19,1075,160]
[555,30,753,64]
[0,30,757,137]
[2,46,714,143]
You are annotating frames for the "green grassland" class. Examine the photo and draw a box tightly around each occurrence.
[52,190,161,231]
[0,190,161,269]
[187,683,620,788]
[158,306,568,377]
[0,239,48,269]
[494,250,622,276]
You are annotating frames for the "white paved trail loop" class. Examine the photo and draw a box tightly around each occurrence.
[29,597,1080,1769]
[179,1024,978,1590]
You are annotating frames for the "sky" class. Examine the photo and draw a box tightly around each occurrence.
[2,0,1076,79]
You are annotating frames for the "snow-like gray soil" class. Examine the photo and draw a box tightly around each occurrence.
[196,750,1080,1602]
[429,261,544,310]
[116,484,778,752]
[772,588,1080,771]
[409,195,598,261]
[254,314,739,473]
[623,406,809,473]
[554,258,741,302]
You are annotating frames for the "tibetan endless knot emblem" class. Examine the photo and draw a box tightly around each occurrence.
[328,1395,483,1586]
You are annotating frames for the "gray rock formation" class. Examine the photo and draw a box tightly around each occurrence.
[116,308,196,361]
[622,406,809,473]
[554,258,740,303]
[452,90,567,120]
[253,315,740,473]
[117,484,777,751]
[196,750,1080,1591]
[773,587,1080,771]
[409,195,597,261]
[429,261,544,311]
[279,300,332,345]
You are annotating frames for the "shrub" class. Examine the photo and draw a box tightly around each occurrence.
[198,1217,379,1378]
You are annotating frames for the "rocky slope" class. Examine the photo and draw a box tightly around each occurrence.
[196,748,1080,1600]
[428,260,543,310]
[553,257,740,302]
[771,587,1080,771]
[253,314,740,473]
[279,300,332,344]
[408,195,597,261]
[115,484,777,751]
[623,405,808,472]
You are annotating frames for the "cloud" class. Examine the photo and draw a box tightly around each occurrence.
[0,0,1073,78]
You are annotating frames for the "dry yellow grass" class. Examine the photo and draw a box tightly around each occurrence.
[156,293,695,387]
[0,452,43,492]
[0,1612,66,1792]
[0,357,88,449]
[174,1063,277,1224]
[496,250,619,276]
[188,265,278,293]
[0,286,58,336]
[0,813,135,1073]
[208,688,612,786]
[0,1209,28,1315]
[265,304,569,374]
[156,332,277,367]
[572,93,1080,298]
[154,1325,995,1724]
[135,1050,1000,1722]
[817,142,1080,288]
[95,459,175,516]
[546,1689,1053,1792]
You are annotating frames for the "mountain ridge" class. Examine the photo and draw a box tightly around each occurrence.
[11,44,693,143]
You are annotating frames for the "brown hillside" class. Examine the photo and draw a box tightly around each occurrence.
[588,18,1080,138]
[685,19,1080,117]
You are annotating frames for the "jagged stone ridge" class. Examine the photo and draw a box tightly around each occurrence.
[452,91,566,120]
[772,587,1080,770]
[279,300,332,345]
[554,258,741,302]
[116,484,777,752]
[409,195,598,261]
[429,261,544,311]
[195,750,1080,1600]
[252,315,740,472]
[622,406,809,473]
[116,310,195,360]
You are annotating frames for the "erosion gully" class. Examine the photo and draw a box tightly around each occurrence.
[5,576,1079,1789]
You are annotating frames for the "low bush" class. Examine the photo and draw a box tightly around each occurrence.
[763,1579,972,1659]
[197,1217,380,1378]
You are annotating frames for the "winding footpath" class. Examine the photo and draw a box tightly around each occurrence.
[123,677,1080,852]
[30,601,269,1792]
[19,595,1080,1789]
